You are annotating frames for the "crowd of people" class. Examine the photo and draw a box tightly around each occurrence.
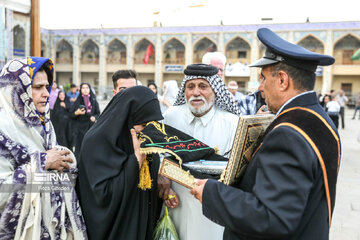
[0,28,344,240]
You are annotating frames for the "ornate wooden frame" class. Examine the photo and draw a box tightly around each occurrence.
[221,114,274,185]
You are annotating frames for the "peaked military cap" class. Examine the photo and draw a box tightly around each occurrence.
[249,28,335,72]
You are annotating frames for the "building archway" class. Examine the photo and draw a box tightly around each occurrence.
[80,39,99,64]
[193,37,217,63]
[56,39,73,64]
[13,25,25,57]
[41,40,46,57]
[297,35,324,54]
[225,37,251,64]
[107,39,127,65]
[333,34,360,65]
[134,38,155,65]
[163,38,185,64]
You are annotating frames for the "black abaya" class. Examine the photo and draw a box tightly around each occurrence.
[77,86,163,240]
[69,83,100,158]
[52,91,72,148]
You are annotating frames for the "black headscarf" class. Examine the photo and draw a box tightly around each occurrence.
[69,83,97,115]
[77,86,163,240]
[69,83,100,158]
[52,90,72,148]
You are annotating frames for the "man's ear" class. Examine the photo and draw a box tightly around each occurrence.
[113,89,117,96]
[278,70,290,92]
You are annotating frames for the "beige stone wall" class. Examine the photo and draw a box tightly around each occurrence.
[332,75,360,93]
[81,72,98,87]
[56,72,72,86]
[314,76,323,93]
[137,73,155,85]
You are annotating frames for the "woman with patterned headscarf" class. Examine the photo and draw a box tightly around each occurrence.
[0,57,87,239]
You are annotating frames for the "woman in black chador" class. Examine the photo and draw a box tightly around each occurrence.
[69,83,100,158]
[52,90,72,148]
[77,86,163,240]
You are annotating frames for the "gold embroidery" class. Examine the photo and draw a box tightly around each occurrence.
[147,121,167,135]
[165,136,179,142]
[138,132,153,144]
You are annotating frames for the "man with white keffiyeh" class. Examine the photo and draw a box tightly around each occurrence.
[158,64,239,240]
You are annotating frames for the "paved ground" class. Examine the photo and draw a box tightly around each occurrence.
[330,108,360,240]
[99,101,360,238]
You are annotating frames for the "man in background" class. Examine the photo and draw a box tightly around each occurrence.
[238,83,269,115]
[337,89,348,129]
[67,83,79,106]
[202,52,226,79]
[112,69,137,95]
[161,64,239,240]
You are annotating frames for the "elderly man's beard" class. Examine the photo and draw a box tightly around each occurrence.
[186,94,215,116]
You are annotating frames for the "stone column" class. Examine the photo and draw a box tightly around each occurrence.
[99,34,107,94]
[6,9,13,60]
[72,35,81,86]
[155,33,162,88]
[185,33,192,66]
[288,31,294,43]
[0,6,6,66]
[50,37,56,61]
[248,31,259,92]
[218,32,224,53]
[24,21,31,57]
[322,29,334,94]
[127,35,133,69]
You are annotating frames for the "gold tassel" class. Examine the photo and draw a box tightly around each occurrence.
[214,146,220,155]
[138,155,152,190]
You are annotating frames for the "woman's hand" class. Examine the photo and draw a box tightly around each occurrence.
[60,102,66,108]
[130,128,145,168]
[90,116,96,122]
[45,148,73,172]
[75,108,86,116]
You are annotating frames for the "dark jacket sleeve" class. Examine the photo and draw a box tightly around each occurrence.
[202,125,320,238]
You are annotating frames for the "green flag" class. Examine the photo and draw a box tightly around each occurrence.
[351,48,360,60]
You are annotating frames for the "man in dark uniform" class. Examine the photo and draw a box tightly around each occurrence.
[191,28,341,240]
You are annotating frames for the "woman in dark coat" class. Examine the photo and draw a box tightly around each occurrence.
[70,83,100,158]
[77,86,163,240]
[52,90,72,148]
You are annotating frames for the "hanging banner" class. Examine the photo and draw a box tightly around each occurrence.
[225,62,250,77]
[164,65,184,72]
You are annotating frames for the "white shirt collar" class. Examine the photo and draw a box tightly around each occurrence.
[275,90,314,116]
[186,104,216,127]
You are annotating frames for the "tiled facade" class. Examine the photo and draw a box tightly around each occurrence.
[40,22,360,99]
[2,15,360,99]
[0,2,31,69]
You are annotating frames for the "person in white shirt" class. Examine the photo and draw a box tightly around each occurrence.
[336,89,348,129]
[325,95,341,129]
[160,64,239,240]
